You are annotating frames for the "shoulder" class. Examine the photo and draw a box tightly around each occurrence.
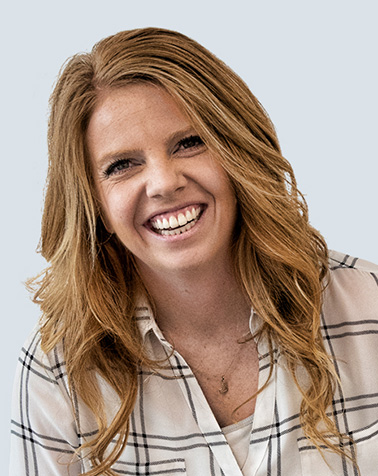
[327,250,378,292]
[328,250,378,275]
[10,325,82,473]
[14,322,70,400]
[322,250,378,326]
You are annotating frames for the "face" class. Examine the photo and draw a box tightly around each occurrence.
[87,83,237,279]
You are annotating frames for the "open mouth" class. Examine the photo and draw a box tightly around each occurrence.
[148,205,204,236]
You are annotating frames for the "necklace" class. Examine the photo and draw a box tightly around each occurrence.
[219,377,229,394]
[218,343,245,394]
[217,311,255,394]
[161,310,255,396]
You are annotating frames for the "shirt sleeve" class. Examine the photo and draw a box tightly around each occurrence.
[9,327,82,476]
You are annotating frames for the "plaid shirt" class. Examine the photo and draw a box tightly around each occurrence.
[10,251,378,475]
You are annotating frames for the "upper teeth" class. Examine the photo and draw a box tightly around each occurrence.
[151,207,201,230]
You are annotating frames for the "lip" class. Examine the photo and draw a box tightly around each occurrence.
[144,202,206,224]
[143,203,207,240]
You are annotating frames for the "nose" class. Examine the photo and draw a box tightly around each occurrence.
[145,158,187,199]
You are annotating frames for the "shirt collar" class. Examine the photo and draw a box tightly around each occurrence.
[134,294,173,349]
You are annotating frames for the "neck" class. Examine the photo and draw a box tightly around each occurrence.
[137,258,251,339]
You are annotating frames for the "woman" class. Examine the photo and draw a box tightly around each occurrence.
[10,28,378,476]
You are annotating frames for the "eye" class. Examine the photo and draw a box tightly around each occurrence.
[176,135,205,153]
[104,158,132,178]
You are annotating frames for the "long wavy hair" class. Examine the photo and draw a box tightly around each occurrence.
[29,27,354,475]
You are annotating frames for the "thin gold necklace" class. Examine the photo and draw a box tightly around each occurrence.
[161,311,254,395]
[218,340,246,394]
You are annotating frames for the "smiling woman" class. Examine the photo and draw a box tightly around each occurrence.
[87,84,237,277]
[9,28,378,476]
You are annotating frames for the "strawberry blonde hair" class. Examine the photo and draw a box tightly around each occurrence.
[29,27,354,475]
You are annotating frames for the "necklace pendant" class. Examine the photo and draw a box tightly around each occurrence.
[219,376,229,394]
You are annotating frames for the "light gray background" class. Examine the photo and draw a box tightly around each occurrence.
[1,0,377,467]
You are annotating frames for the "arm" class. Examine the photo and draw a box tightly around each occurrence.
[9,328,82,476]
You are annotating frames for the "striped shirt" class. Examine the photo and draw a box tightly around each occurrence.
[9,251,378,475]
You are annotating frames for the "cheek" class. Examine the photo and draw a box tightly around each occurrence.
[100,185,139,233]
[217,179,238,225]
[205,160,235,198]
[214,174,237,209]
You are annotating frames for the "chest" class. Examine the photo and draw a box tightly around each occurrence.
[77,335,378,476]
[170,335,260,427]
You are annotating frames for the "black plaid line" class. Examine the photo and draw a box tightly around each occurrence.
[325,329,378,339]
[11,430,76,455]
[11,420,78,448]
[172,354,199,425]
[21,347,54,372]
[353,423,378,445]
[21,332,42,475]
[52,346,70,391]
[333,402,378,417]
[130,412,141,474]
[113,468,186,475]
[135,315,151,321]
[321,319,378,330]
[129,431,221,442]
[18,357,59,385]
[371,272,378,286]
[330,254,359,270]
[116,458,185,467]
[275,401,282,475]
[209,449,216,476]
[126,441,226,452]
[138,371,150,473]
[321,312,358,476]
[333,392,378,405]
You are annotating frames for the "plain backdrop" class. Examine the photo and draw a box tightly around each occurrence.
[1,0,377,468]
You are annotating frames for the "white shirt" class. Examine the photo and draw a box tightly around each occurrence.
[9,251,378,475]
[223,415,254,469]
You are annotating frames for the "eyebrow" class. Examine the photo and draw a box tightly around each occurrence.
[166,127,197,149]
[93,126,198,169]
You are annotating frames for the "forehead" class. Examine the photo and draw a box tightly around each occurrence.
[86,83,193,158]
[90,83,190,132]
